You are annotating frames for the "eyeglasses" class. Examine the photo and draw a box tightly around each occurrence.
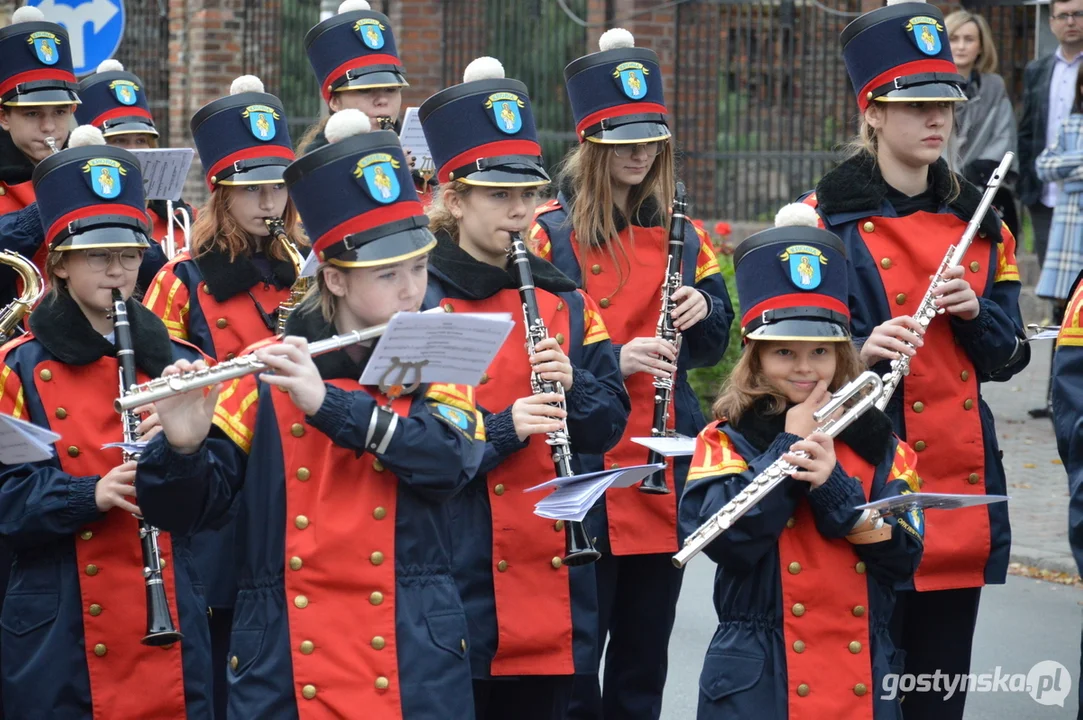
[84,248,144,271]
[612,142,663,158]
[1053,10,1083,22]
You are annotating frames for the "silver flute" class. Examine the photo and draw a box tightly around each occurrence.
[673,371,883,568]
[874,151,1014,411]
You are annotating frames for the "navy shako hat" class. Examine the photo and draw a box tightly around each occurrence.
[0,7,80,107]
[733,203,850,342]
[419,57,548,187]
[32,127,151,252]
[305,0,408,103]
[284,109,434,268]
[75,60,159,139]
[564,28,669,144]
[842,0,964,112]
[191,75,295,190]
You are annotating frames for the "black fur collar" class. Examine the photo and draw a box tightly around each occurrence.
[29,290,175,377]
[147,197,195,224]
[193,246,296,303]
[557,173,666,237]
[429,229,577,299]
[814,154,1002,240]
[0,129,34,186]
[733,396,895,467]
[282,303,369,382]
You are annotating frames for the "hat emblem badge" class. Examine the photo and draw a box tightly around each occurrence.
[27,32,61,66]
[110,80,139,106]
[613,62,649,100]
[354,153,402,205]
[241,104,280,142]
[82,158,127,200]
[779,245,827,290]
[484,92,524,135]
[903,16,943,56]
[354,19,386,50]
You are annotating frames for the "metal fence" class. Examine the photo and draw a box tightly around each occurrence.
[114,0,171,147]
[273,0,324,142]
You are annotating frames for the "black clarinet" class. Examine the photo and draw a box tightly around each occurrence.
[641,183,688,495]
[507,235,600,566]
[112,289,184,646]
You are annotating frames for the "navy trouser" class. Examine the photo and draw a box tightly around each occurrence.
[474,675,573,720]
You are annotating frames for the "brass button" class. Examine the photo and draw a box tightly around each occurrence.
[849,641,862,654]
[855,561,866,574]
[912,401,924,413]
[373,506,387,520]
[863,221,875,232]
[201,284,211,294]
[963,398,973,410]
[551,557,563,569]
[785,517,795,529]
[556,302,564,311]
[792,603,806,617]
[89,603,102,616]
[289,556,303,571]
[493,484,505,496]
[296,642,314,657]
[291,423,305,437]
[55,407,67,419]
[295,515,309,530]
[442,303,454,313]
[230,655,239,671]
[216,318,228,329]
[961,370,970,381]
[797,683,810,697]
[895,293,906,305]
[0,187,5,196]
[609,463,620,470]
[599,298,611,309]
[225,353,236,361]
[370,591,384,605]
[371,636,386,650]
[969,261,980,272]
[39,368,52,381]
[480,372,490,385]
[94,643,107,657]
[968,473,980,485]
[788,562,801,575]
[161,558,167,569]
[555,333,565,345]
[375,677,390,691]
[86,564,98,576]
[80,530,93,541]
[793,640,806,653]
[553,520,564,532]
[497,560,508,572]
[591,264,602,275]
[880,258,892,269]
[854,683,868,696]
[372,459,385,472]
[914,440,926,452]
[296,467,310,481]
[294,595,308,609]
[302,684,317,700]
[370,551,384,566]
[68,446,80,458]
[852,605,866,617]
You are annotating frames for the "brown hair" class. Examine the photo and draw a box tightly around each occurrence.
[711,339,865,424]
[945,11,999,75]
[188,186,307,262]
[557,140,675,293]
[427,180,474,243]
[296,116,329,156]
[846,109,961,202]
[1074,63,1083,115]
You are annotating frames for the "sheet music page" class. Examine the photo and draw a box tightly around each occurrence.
[630,436,695,457]
[130,148,196,201]
[0,414,60,463]
[398,107,432,166]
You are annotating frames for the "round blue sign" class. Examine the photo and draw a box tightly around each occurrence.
[28,0,126,78]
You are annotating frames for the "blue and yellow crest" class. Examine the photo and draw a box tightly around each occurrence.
[27,32,60,66]
[435,403,469,431]
[612,62,649,100]
[240,105,280,142]
[778,245,827,290]
[82,158,126,199]
[354,18,386,50]
[904,16,943,56]
[484,92,525,135]
[353,153,401,204]
[110,80,139,106]
[897,489,925,540]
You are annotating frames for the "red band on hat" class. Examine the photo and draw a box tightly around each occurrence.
[437,139,543,184]
[575,102,668,142]
[857,58,958,111]
[92,105,154,129]
[0,68,77,102]
[741,293,850,330]
[314,200,425,258]
[322,54,404,101]
[206,145,296,190]
[46,204,149,247]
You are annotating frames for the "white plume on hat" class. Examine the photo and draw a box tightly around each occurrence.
[463,57,505,83]
[68,125,107,148]
[338,0,371,12]
[885,0,922,5]
[96,59,124,73]
[774,202,820,228]
[326,108,372,144]
[599,28,635,52]
[11,6,45,23]
[230,75,265,95]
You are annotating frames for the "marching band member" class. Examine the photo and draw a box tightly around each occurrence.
[679,205,923,720]
[135,109,483,719]
[419,58,629,719]
[0,143,210,717]
[805,3,1027,717]
[531,28,734,719]
[141,73,306,717]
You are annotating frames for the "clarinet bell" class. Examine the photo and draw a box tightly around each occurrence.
[638,456,672,495]
[563,520,601,566]
[142,585,183,647]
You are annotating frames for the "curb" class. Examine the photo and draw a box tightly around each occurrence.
[1009,546,1080,577]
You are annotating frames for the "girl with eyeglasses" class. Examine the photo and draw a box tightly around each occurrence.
[531,29,734,720]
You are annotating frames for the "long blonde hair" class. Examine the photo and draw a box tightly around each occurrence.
[558,140,675,292]
[188,186,307,262]
[945,10,999,75]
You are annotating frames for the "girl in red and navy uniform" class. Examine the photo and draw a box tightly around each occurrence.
[0,143,210,717]
[806,4,1028,718]
[136,110,482,719]
[531,28,734,719]
[419,58,629,719]
[680,205,924,720]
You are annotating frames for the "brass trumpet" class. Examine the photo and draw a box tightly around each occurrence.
[0,251,44,343]
[44,136,60,154]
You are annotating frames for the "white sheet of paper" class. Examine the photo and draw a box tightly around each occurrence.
[101,441,148,455]
[1027,329,1059,342]
[530,464,665,522]
[298,248,320,278]
[856,492,1009,515]
[398,107,431,167]
[131,148,196,201]
[630,435,695,457]
[0,414,60,463]
[358,312,514,387]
